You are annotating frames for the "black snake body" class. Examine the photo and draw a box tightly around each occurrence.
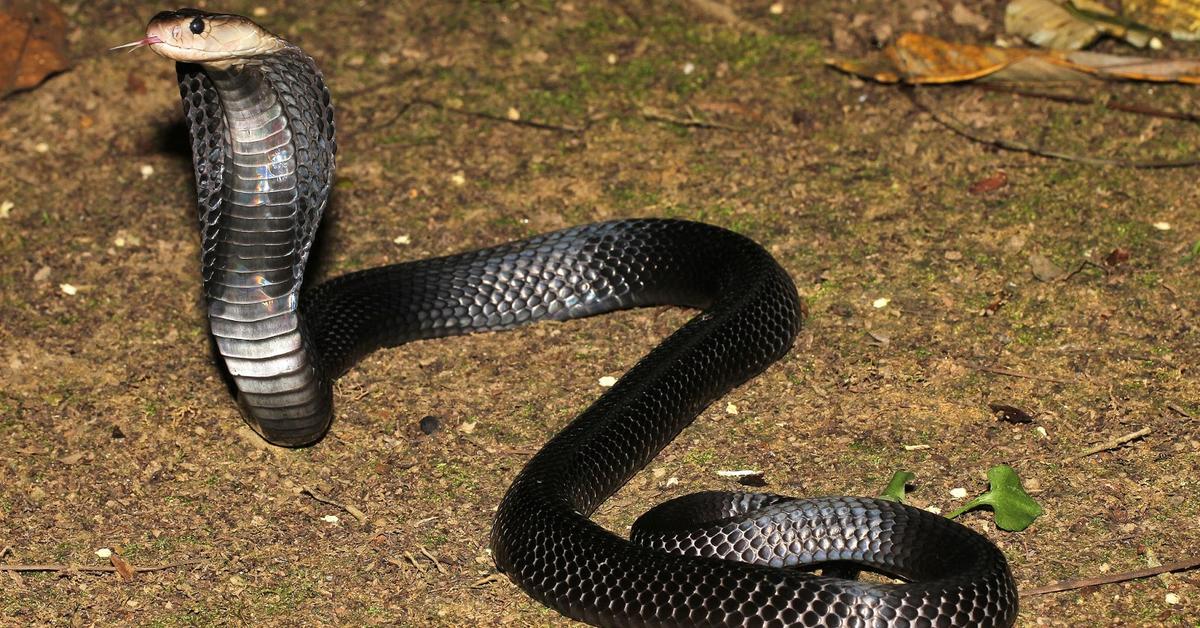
[162,11,1017,626]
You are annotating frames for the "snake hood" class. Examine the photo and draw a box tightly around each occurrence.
[114,8,287,67]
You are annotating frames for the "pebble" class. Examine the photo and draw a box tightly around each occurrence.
[506,107,521,121]
[950,487,968,499]
[1152,222,1171,231]
[872,297,890,309]
[322,514,339,524]
[1165,592,1181,605]
[682,62,696,75]
[769,2,784,14]
[252,7,269,17]
[598,376,617,387]
[419,415,440,435]
[450,172,466,186]
[60,283,77,296]
[34,142,49,153]
[139,164,154,179]
[95,548,112,558]
[725,402,738,415]
[664,477,679,487]
[393,234,411,245]
[0,200,12,218]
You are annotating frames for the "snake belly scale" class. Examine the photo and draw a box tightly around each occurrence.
[131,8,1018,627]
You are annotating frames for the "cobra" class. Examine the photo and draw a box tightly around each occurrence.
[121,9,1019,626]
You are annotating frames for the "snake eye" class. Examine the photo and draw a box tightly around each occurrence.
[189,17,205,35]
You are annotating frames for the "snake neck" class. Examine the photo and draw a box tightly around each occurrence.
[176,47,337,445]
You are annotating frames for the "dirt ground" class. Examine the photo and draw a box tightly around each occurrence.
[1,0,1197,625]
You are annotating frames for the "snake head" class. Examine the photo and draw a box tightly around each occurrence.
[112,8,286,67]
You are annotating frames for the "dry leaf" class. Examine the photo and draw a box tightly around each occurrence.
[109,554,135,581]
[827,32,1200,84]
[969,170,1009,194]
[0,1,70,98]
[1008,0,1155,49]
[1123,0,1200,40]
[57,452,84,465]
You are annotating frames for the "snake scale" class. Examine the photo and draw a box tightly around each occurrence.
[125,9,1018,626]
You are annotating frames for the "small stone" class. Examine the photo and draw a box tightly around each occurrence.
[1152,222,1171,231]
[419,416,440,435]
[95,548,112,558]
[393,234,411,245]
[1034,426,1048,438]
[664,477,679,487]
[34,142,49,153]
[0,200,12,218]
[925,505,942,515]
[252,6,269,17]
[872,297,889,309]
[682,62,696,75]
[950,487,968,499]
[1165,592,1181,605]
[506,107,521,121]
[33,266,51,282]
[725,402,738,415]
[60,283,77,296]
[598,376,617,387]
[943,250,962,261]
[114,236,126,247]
[139,164,154,179]
[606,53,618,65]
[322,514,340,524]
[450,172,466,186]
[769,2,784,15]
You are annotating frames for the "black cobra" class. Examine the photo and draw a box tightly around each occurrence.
[131,9,1018,626]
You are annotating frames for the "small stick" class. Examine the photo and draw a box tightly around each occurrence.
[419,548,448,575]
[301,486,368,523]
[1068,426,1151,461]
[962,362,1071,385]
[1021,556,1200,597]
[1167,403,1193,418]
[906,88,1200,169]
[0,560,200,573]
[640,105,744,131]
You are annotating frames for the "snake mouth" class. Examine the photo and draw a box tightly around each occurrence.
[109,35,163,52]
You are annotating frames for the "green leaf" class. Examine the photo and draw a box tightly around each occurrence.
[946,464,1043,531]
[878,470,916,503]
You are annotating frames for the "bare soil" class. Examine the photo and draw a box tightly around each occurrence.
[1,1,1197,625]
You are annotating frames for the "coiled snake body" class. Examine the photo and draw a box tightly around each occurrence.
[130,9,1018,626]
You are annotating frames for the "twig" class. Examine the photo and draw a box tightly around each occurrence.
[977,84,1200,123]
[961,362,1071,385]
[419,547,448,575]
[640,105,744,131]
[1067,426,1151,461]
[1021,556,1200,597]
[410,98,585,133]
[906,87,1200,169]
[1061,260,1109,282]
[300,486,368,523]
[0,560,200,574]
[1167,403,1193,418]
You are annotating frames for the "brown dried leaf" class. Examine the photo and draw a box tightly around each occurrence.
[0,1,70,98]
[827,32,1200,84]
[109,554,135,581]
[1122,0,1200,40]
[969,170,1009,195]
[1105,247,1132,266]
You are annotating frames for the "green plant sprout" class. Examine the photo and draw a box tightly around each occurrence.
[879,465,1043,531]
